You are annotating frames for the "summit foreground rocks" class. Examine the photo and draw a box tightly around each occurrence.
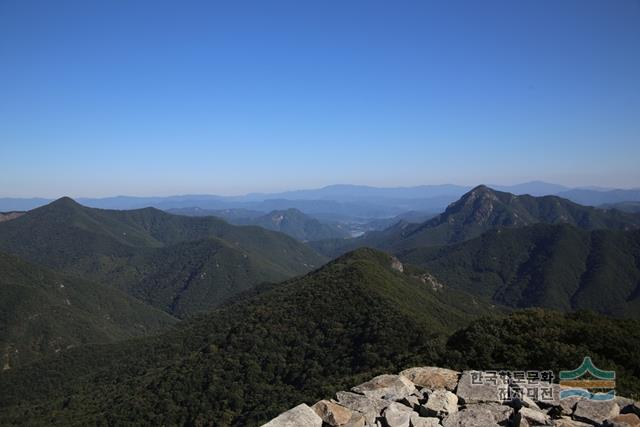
[262,367,638,427]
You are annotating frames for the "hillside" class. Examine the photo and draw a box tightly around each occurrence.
[0,212,24,223]
[398,224,640,317]
[267,333,639,426]
[2,261,639,425]
[361,210,438,232]
[0,198,326,317]
[601,201,640,213]
[312,185,640,257]
[0,252,177,369]
[242,208,349,241]
[167,207,264,220]
[169,207,349,241]
[445,309,640,399]
[0,248,497,426]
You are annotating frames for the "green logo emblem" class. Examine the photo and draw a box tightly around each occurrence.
[559,357,615,400]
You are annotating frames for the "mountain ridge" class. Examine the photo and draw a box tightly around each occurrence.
[1,250,638,425]
[0,197,326,317]
[311,185,640,257]
[0,247,497,425]
[398,223,640,317]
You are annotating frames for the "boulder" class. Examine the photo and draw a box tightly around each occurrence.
[342,413,366,427]
[615,397,636,413]
[383,402,412,427]
[551,417,593,427]
[311,400,353,426]
[422,389,458,417]
[335,391,391,426]
[410,412,441,427]
[474,403,514,424]
[352,374,416,400]
[558,396,583,416]
[573,400,620,425]
[605,413,640,427]
[411,388,430,402]
[400,367,460,391]
[262,403,323,427]
[398,394,420,410]
[516,406,551,426]
[532,386,580,417]
[456,371,506,404]
[510,394,542,411]
[442,406,501,427]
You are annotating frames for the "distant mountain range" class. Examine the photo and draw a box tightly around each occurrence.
[2,181,639,216]
[0,198,325,318]
[167,207,349,241]
[311,185,640,257]
[2,184,640,426]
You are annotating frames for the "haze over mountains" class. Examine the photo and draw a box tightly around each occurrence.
[2,185,640,425]
[167,207,350,241]
[4,1,639,424]
[3,181,640,215]
[311,185,640,257]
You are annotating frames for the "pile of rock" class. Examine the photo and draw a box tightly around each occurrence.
[263,367,640,427]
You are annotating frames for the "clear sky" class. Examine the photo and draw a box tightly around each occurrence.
[1,0,639,197]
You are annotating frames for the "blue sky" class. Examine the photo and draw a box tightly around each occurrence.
[1,0,639,197]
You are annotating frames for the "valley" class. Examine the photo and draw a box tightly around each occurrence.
[1,186,639,425]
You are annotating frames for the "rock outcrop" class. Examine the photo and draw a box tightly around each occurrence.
[262,367,638,427]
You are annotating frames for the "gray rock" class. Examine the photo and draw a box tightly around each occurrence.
[475,403,514,424]
[615,396,636,413]
[311,400,354,426]
[352,374,416,401]
[573,400,620,425]
[517,418,531,427]
[335,391,391,426]
[516,406,551,426]
[411,388,430,402]
[441,406,501,427]
[262,403,323,427]
[423,389,458,417]
[400,367,460,391]
[390,257,404,272]
[410,412,442,427]
[398,394,420,410]
[605,413,640,427]
[558,396,583,416]
[342,413,367,427]
[383,402,412,427]
[551,418,593,427]
[456,371,507,404]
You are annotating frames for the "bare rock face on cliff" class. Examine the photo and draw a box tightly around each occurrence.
[262,366,638,427]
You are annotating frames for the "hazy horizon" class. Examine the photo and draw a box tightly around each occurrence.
[2,180,640,200]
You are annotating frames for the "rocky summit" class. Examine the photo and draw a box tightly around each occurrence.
[262,367,640,427]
